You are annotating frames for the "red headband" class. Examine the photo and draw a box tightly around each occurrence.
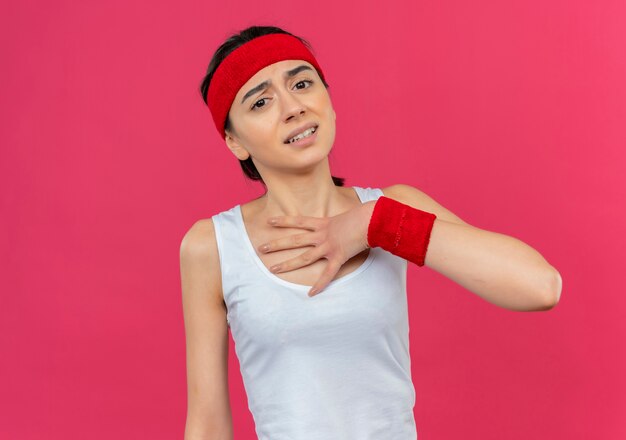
[207,33,327,139]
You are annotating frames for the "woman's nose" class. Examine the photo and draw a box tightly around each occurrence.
[279,90,306,120]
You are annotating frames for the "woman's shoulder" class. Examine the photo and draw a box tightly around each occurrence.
[179,196,254,259]
[179,218,223,301]
[180,218,219,267]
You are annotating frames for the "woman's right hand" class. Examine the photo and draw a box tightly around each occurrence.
[259,200,377,297]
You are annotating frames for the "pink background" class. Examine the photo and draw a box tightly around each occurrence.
[2,0,624,438]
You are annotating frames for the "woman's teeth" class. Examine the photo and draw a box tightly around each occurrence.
[288,126,316,143]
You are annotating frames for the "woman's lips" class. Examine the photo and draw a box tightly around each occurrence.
[284,124,319,144]
[286,127,318,147]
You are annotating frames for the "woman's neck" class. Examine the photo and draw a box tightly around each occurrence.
[258,178,353,218]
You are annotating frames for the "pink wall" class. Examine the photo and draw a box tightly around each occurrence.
[2,0,624,438]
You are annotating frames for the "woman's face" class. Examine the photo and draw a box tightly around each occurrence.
[225,59,336,174]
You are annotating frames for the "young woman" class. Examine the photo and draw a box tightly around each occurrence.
[180,25,562,440]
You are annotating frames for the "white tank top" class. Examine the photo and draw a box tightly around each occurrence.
[211,186,417,439]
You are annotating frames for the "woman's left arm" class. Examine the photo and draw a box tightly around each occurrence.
[377,184,562,311]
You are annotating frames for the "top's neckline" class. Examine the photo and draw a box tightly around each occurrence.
[233,186,376,291]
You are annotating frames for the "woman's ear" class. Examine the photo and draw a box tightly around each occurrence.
[225,131,251,161]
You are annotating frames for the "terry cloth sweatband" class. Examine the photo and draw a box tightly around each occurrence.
[207,33,327,139]
[367,196,437,266]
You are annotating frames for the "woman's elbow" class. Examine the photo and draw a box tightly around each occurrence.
[538,268,562,311]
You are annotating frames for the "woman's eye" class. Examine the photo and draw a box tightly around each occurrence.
[295,79,313,90]
[251,98,267,110]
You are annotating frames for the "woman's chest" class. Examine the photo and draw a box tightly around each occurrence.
[226,247,407,351]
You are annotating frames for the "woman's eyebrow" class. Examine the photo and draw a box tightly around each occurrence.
[241,65,313,105]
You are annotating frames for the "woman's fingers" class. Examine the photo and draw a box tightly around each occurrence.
[258,232,321,254]
[261,209,367,297]
[308,260,342,297]
[269,246,326,274]
[267,246,341,297]
[267,215,325,231]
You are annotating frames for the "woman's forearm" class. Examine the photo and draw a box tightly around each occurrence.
[362,200,562,311]
[184,415,233,440]
[423,218,560,311]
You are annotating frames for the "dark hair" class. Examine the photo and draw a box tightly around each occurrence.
[199,25,345,188]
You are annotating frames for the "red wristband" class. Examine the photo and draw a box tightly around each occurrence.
[367,196,437,266]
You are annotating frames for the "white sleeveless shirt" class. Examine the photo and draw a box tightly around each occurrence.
[211,186,418,439]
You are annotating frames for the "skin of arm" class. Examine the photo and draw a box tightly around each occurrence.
[180,219,233,440]
[371,184,563,312]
